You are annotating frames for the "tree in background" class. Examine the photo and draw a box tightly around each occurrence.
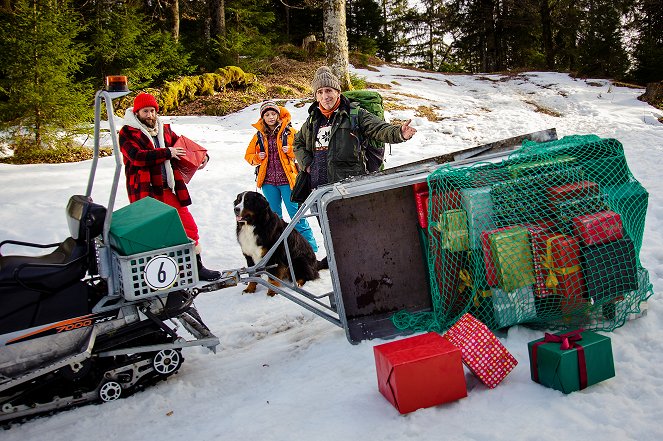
[347,0,384,55]
[575,0,629,78]
[406,0,451,71]
[323,0,352,90]
[628,0,663,83]
[77,0,193,90]
[0,0,91,151]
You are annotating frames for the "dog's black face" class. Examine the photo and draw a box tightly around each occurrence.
[234,191,270,225]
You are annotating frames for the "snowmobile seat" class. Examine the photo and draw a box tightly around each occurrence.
[0,195,106,291]
[0,196,106,334]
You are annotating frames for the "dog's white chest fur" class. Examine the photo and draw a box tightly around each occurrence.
[237,223,264,263]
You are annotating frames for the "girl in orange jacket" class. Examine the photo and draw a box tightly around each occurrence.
[245,101,317,251]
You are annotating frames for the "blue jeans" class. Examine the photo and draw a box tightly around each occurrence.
[261,184,318,252]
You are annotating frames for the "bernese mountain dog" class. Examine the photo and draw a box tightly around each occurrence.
[234,191,321,296]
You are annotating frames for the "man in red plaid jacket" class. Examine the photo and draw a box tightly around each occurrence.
[119,92,220,281]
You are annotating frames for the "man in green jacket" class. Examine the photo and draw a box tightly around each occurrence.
[294,66,417,189]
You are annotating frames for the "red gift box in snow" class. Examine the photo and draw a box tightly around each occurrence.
[173,136,208,183]
[573,210,623,246]
[373,332,467,414]
[443,313,518,388]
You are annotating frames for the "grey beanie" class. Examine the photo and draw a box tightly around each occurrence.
[311,66,341,93]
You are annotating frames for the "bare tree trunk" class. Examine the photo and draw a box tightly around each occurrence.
[171,0,180,41]
[540,0,554,69]
[323,0,352,91]
[209,0,226,40]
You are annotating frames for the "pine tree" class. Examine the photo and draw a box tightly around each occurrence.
[347,0,384,55]
[628,0,663,83]
[0,0,91,151]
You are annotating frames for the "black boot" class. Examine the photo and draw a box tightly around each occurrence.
[196,254,221,281]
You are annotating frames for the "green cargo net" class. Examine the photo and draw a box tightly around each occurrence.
[393,135,653,333]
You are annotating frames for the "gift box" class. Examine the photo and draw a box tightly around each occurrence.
[432,250,472,317]
[490,226,536,292]
[109,197,190,255]
[581,237,639,304]
[435,209,469,252]
[373,332,467,414]
[414,191,429,229]
[492,286,537,328]
[481,226,516,287]
[444,313,518,388]
[173,136,208,183]
[508,155,576,179]
[573,210,623,246]
[602,181,648,257]
[553,195,610,233]
[548,180,600,203]
[460,186,495,249]
[530,231,586,311]
[528,329,615,393]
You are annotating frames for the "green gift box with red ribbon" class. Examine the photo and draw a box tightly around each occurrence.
[527,329,615,394]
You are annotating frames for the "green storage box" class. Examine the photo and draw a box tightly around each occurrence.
[109,197,190,256]
[528,329,615,394]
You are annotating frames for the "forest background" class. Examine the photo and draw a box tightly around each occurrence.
[0,0,661,160]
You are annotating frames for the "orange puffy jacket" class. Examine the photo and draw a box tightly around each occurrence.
[245,106,299,189]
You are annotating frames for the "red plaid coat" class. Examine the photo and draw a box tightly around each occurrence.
[119,111,192,206]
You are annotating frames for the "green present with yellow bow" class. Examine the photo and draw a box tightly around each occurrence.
[433,209,469,252]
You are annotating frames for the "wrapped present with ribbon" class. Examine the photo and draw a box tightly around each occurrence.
[581,236,639,304]
[444,313,518,388]
[460,186,496,249]
[414,191,429,229]
[532,232,587,313]
[528,329,615,393]
[602,181,648,260]
[490,226,536,292]
[481,226,516,287]
[434,209,469,252]
[492,286,537,328]
[547,180,600,204]
[508,155,576,179]
[573,210,624,246]
[553,195,610,233]
[432,250,472,317]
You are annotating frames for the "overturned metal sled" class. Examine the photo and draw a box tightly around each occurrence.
[200,129,558,344]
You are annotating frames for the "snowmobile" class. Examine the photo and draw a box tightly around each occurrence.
[0,87,233,424]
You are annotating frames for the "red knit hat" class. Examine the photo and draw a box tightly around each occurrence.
[133,92,159,113]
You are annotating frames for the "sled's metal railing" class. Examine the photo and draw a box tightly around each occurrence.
[196,129,559,343]
[88,89,130,298]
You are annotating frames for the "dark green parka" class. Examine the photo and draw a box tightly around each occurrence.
[294,95,405,185]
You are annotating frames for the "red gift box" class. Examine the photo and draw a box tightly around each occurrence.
[374,332,467,414]
[173,136,208,183]
[443,313,518,388]
[414,191,429,229]
[548,180,599,204]
[573,210,623,246]
[531,232,586,312]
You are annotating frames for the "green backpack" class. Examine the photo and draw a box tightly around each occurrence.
[342,90,386,172]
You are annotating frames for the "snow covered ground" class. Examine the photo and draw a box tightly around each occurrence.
[1,65,662,440]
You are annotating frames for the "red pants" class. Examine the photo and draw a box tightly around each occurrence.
[162,191,200,245]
